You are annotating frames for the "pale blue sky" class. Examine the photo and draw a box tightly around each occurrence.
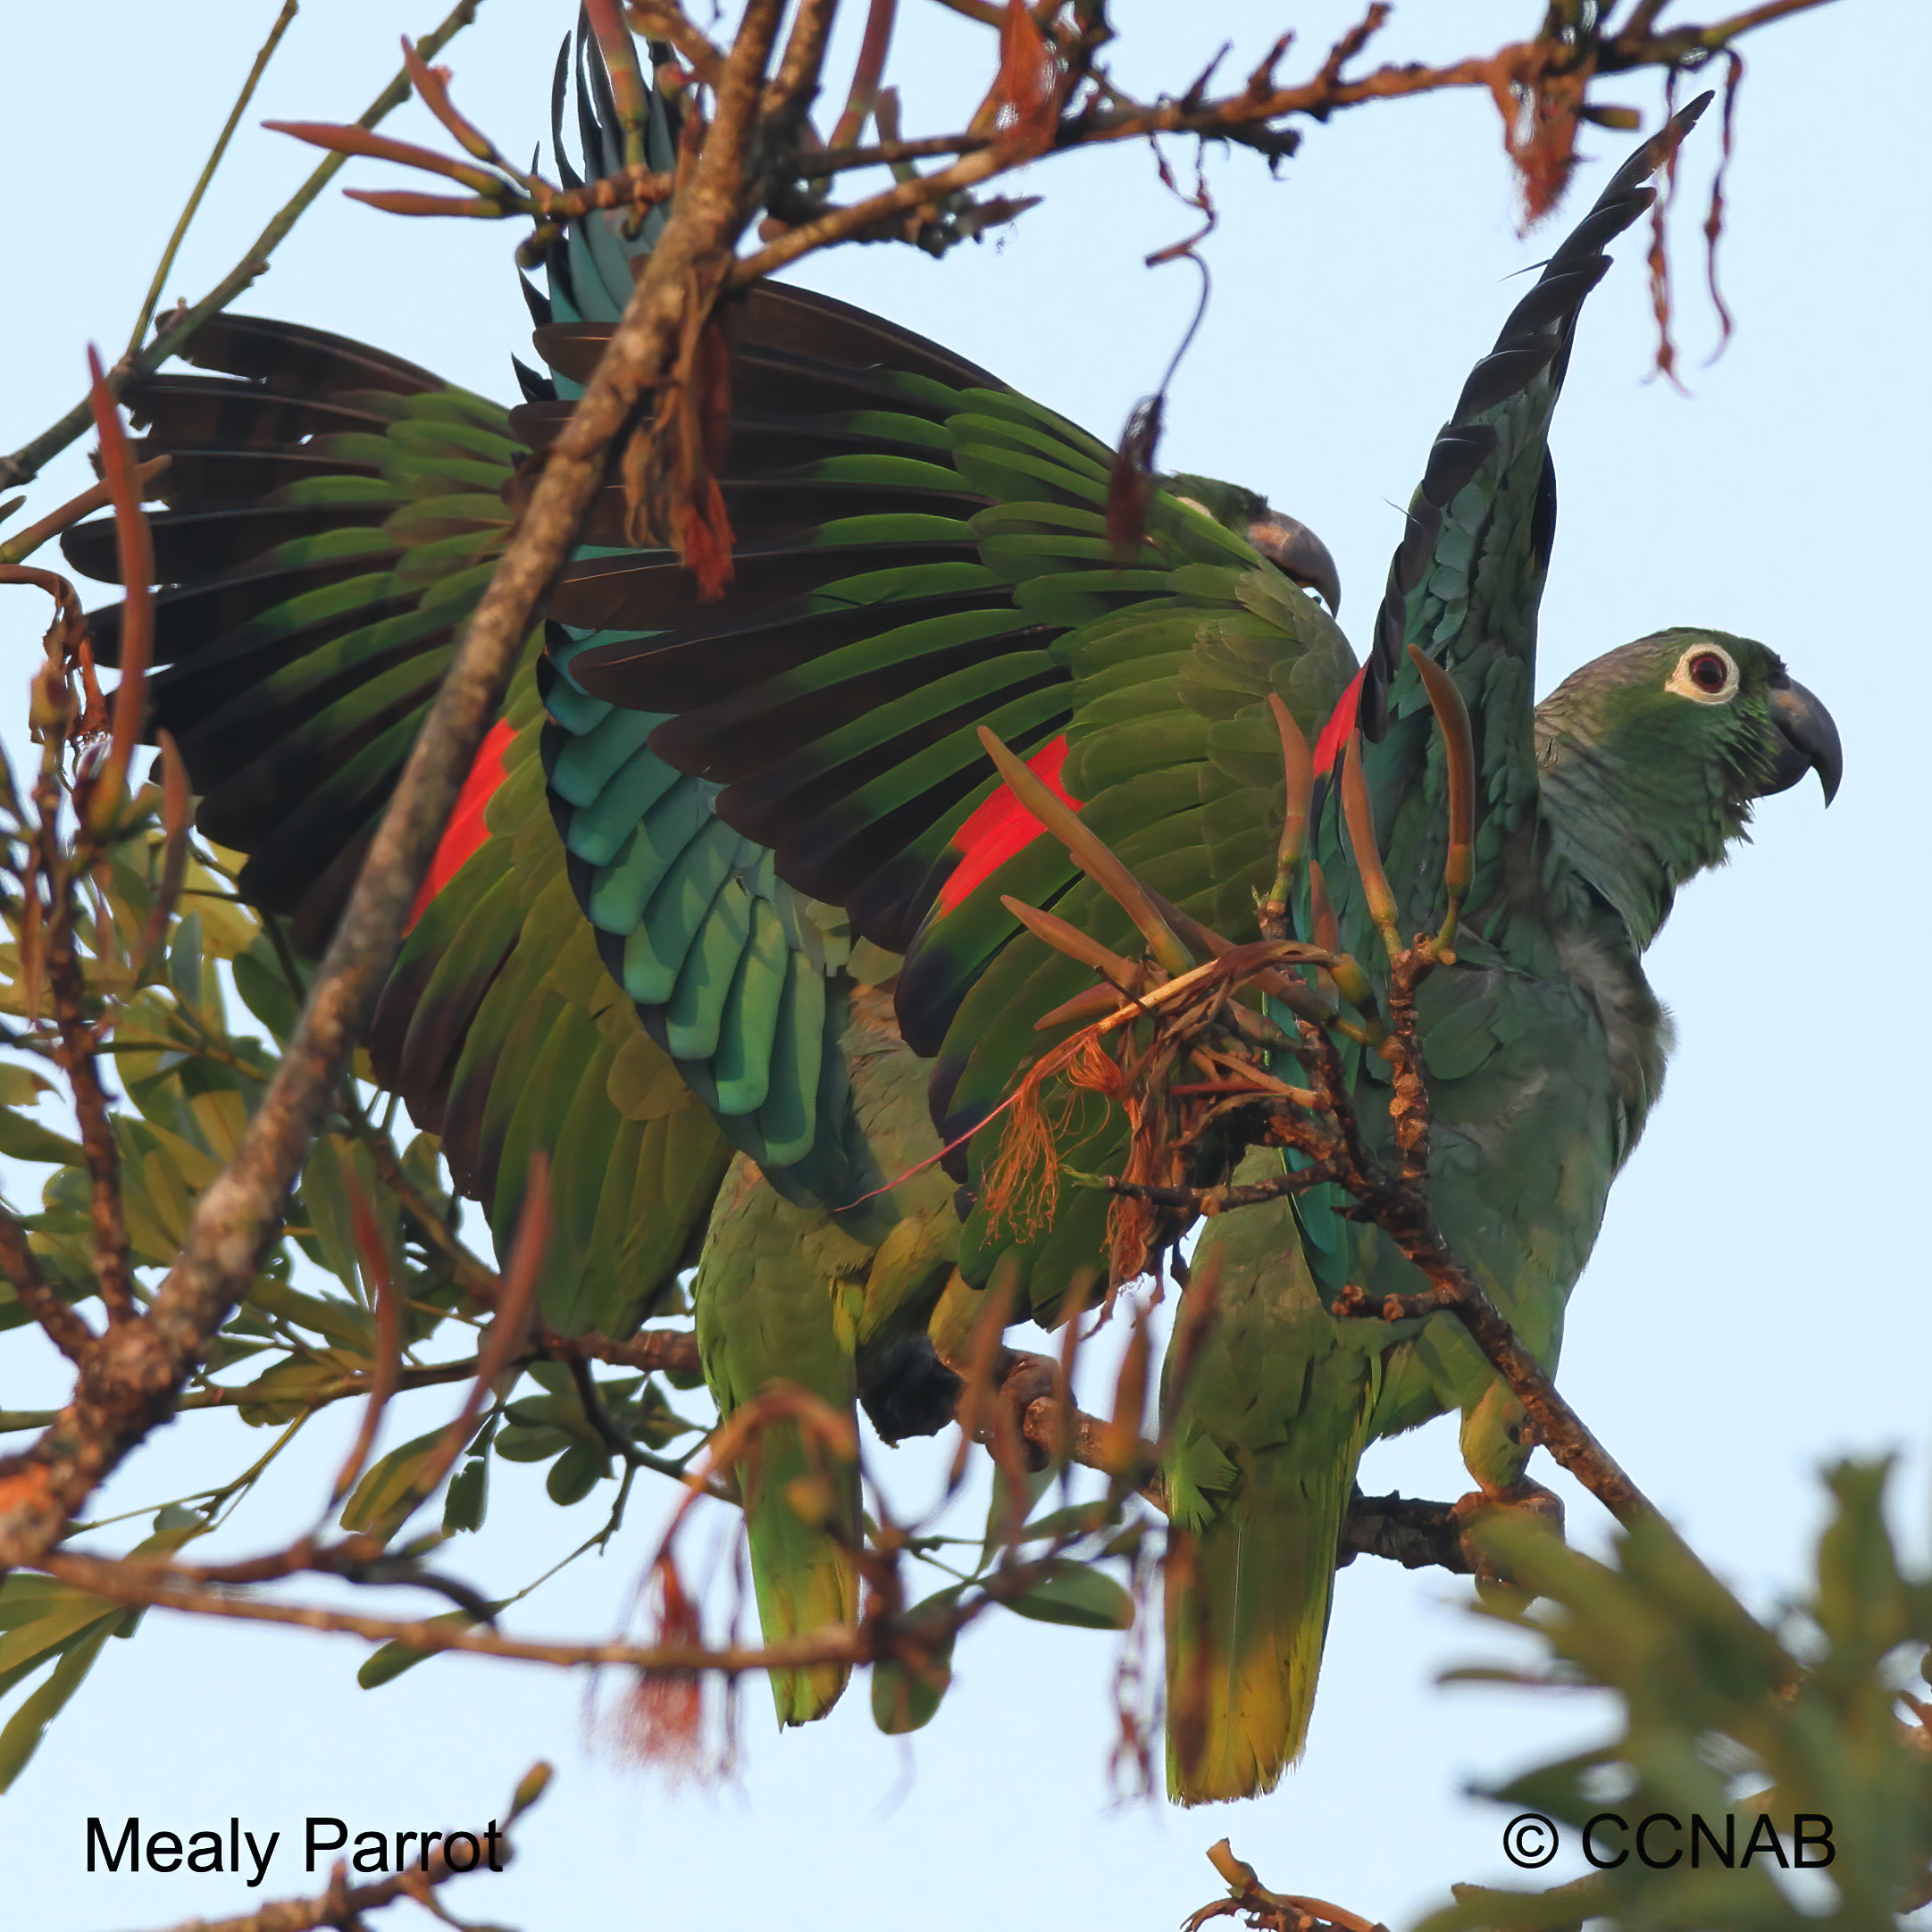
[2,3,1926,1928]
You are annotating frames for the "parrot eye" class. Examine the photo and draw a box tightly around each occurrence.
[1666,642,1739,706]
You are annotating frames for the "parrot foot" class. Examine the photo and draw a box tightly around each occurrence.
[1450,1478,1565,1584]
[955,1347,1060,1473]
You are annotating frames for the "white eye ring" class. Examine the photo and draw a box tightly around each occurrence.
[1666,642,1739,705]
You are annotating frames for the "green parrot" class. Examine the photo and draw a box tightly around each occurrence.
[1158,130,1843,1794]
[63,32,1837,1802]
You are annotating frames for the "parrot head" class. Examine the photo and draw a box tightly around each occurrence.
[1539,626,1841,806]
[1160,471,1342,615]
[1534,626,1841,947]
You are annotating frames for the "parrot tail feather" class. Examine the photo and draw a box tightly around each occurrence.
[1163,1448,1359,1804]
[740,1420,860,1727]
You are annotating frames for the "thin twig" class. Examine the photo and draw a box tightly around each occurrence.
[765,0,839,132]
[326,1184,405,1507]
[132,1763,548,1932]
[0,457,171,570]
[828,0,897,148]
[42,1547,872,1672]
[0,1210,94,1366]
[124,0,300,359]
[385,1159,547,1530]
[1185,1839,1390,1932]
[625,0,729,88]
[346,1097,497,1302]
[0,0,484,489]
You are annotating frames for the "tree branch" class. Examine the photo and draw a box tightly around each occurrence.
[1185,1838,1390,1932]
[135,1763,549,1932]
[0,0,793,1575]
[0,1207,94,1366]
[38,1543,944,1674]
[0,1329,704,1430]
[123,1,300,361]
[0,0,486,489]
[624,0,729,91]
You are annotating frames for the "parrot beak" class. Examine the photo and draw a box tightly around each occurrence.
[1246,511,1342,617]
[1766,679,1843,804]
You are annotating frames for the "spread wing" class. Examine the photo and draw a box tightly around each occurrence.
[63,310,730,1337]
[1332,100,1710,958]
[65,37,1367,1331]
[565,297,1359,1314]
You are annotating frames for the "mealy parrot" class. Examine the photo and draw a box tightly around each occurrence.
[61,36,1839,1801]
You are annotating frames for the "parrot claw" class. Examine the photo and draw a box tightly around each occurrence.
[1450,1478,1565,1583]
[958,1347,1060,1473]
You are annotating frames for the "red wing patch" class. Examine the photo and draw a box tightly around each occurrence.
[406,717,516,934]
[1313,668,1366,778]
[936,733,1081,913]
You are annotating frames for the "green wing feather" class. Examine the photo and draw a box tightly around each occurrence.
[1336,108,1710,962]
[563,304,1358,1315]
[63,303,732,1338]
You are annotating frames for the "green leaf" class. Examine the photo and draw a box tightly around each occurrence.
[232,935,302,1043]
[247,1275,373,1351]
[199,1331,271,1373]
[0,1619,115,1793]
[501,1395,598,1453]
[979,1464,1054,1569]
[357,1608,494,1690]
[188,1088,249,1166]
[298,1133,373,1292]
[0,1066,53,1108]
[498,1365,615,1463]
[1815,1459,1908,1662]
[870,1585,964,1735]
[135,1117,226,1191]
[443,1455,489,1534]
[177,859,260,959]
[397,1133,458,1248]
[492,1421,573,1464]
[443,1417,496,1534]
[113,1167,176,1267]
[628,1382,699,1450]
[0,1577,86,1636]
[0,1110,84,1167]
[168,911,203,1008]
[339,1429,444,1535]
[140,1145,194,1250]
[999,1558,1134,1631]
[234,1353,361,1426]
[593,1374,699,1451]
[1003,1500,1120,1546]
[0,1586,121,1675]
[544,1440,607,1505]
